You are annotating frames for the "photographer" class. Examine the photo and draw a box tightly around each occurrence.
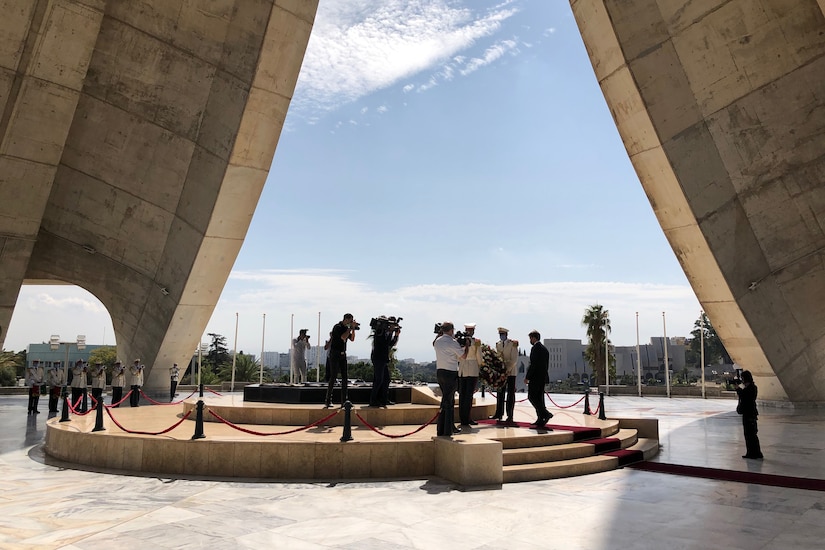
[433,321,469,437]
[368,316,401,407]
[324,313,358,408]
[291,329,311,384]
[735,370,763,459]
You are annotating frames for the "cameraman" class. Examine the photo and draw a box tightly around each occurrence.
[324,313,358,408]
[433,322,469,437]
[369,316,400,407]
[291,329,311,384]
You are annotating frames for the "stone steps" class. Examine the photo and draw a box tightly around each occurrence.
[502,428,638,466]
[501,428,658,483]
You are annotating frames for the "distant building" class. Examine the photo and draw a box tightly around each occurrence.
[26,343,107,367]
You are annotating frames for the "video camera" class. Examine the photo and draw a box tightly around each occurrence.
[370,316,403,332]
[454,331,473,347]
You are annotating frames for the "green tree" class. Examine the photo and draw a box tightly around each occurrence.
[205,333,231,372]
[0,350,25,385]
[89,346,117,368]
[217,352,260,382]
[689,312,732,367]
[582,304,614,387]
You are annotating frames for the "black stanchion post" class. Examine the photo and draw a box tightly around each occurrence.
[199,383,204,398]
[583,389,592,415]
[598,392,607,420]
[340,400,353,442]
[191,400,206,440]
[60,385,71,423]
[92,394,105,432]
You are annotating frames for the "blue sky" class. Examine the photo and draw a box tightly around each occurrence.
[8,0,701,363]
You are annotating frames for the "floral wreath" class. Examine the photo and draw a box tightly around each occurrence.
[479,343,508,389]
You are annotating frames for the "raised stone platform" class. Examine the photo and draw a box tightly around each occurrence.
[44,388,658,487]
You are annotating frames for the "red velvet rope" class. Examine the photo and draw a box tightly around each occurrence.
[206,407,341,436]
[104,407,193,435]
[139,388,198,406]
[205,387,222,396]
[546,394,586,409]
[354,411,440,438]
[67,394,95,416]
[488,389,529,403]
[105,390,133,408]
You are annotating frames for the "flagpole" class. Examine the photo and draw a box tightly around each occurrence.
[230,312,238,393]
[316,311,321,383]
[636,311,641,397]
[663,311,670,398]
[604,331,609,397]
[289,314,294,385]
[700,311,706,399]
[259,313,265,384]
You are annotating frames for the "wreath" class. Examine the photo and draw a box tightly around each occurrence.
[479,343,508,389]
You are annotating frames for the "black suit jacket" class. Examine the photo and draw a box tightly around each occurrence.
[527,342,549,386]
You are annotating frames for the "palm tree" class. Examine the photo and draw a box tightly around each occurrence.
[582,304,612,387]
[218,353,262,382]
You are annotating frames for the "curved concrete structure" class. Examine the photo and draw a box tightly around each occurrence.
[571,0,825,403]
[1,0,318,389]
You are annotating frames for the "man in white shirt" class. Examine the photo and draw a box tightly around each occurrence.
[433,322,468,437]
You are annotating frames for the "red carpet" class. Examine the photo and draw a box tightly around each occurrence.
[477,419,601,440]
[628,462,825,492]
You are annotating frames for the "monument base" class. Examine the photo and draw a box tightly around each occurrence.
[243,382,413,404]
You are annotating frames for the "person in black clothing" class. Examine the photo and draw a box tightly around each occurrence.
[735,370,763,459]
[325,313,358,407]
[369,316,400,407]
[526,330,552,428]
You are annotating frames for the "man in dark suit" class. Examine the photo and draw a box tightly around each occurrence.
[526,330,552,428]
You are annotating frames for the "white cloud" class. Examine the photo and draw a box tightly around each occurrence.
[459,39,519,76]
[291,0,519,114]
[5,272,702,364]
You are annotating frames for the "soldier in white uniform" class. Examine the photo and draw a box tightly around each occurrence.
[90,361,107,406]
[47,361,65,412]
[129,359,144,407]
[26,360,44,414]
[169,363,180,401]
[492,327,520,424]
[457,323,484,427]
[70,360,88,412]
[110,360,125,407]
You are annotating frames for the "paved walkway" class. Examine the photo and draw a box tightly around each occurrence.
[2,393,824,549]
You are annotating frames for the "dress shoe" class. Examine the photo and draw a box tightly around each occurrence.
[488,415,502,420]
[742,454,764,459]
[469,420,478,425]
[460,423,471,427]
[504,417,515,424]
[453,425,462,433]
[387,401,396,405]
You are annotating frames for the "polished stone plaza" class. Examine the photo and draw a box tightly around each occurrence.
[2,393,825,549]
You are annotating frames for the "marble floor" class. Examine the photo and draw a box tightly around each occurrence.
[2,393,825,549]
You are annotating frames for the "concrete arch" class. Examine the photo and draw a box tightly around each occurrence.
[571,0,825,403]
[1,0,319,390]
